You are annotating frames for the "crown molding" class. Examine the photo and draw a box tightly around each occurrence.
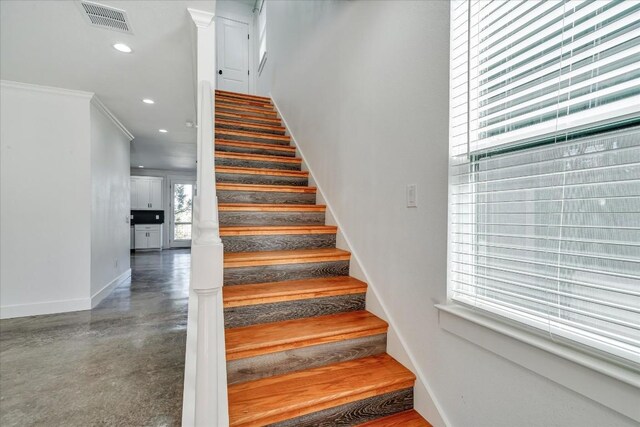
[0,80,94,99]
[188,8,215,28]
[90,95,135,142]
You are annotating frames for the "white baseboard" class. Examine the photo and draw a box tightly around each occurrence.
[0,269,131,319]
[91,269,131,308]
[270,95,450,427]
[0,297,91,319]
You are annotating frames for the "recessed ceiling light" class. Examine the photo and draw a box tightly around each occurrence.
[159,129,168,133]
[113,43,132,53]
[142,99,155,104]
[138,165,144,168]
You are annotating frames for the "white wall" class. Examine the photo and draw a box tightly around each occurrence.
[0,81,132,318]
[90,101,131,305]
[1,81,92,317]
[131,168,196,249]
[256,2,637,426]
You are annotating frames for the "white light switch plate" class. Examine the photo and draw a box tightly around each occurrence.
[407,184,418,208]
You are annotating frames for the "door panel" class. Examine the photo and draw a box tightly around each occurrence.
[147,231,161,248]
[170,181,195,247]
[135,230,148,249]
[149,179,162,210]
[217,17,249,93]
[137,179,151,209]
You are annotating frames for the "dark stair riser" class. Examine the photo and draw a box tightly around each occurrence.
[216,132,290,146]
[268,388,414,427]
[216,114,282,127]
[224,260,350,285]
[217,190,316,205]
[224,293,366,328]
[215,144,296,157]
[216,104,277,118]
[216,157,301,171]
[227,333,386,385]
[222,233,336,253]
[219,211,325,226]
[217,122,285,135]
[216,172,308,186]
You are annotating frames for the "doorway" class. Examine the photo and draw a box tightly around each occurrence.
[216,16,250,93]
[169,180,195,248]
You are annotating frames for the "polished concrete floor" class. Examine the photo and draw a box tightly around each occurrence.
[0,249,191,426]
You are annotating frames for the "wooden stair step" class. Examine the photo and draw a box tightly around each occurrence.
[216,167,308,178]
[218,204,327,226]
[215,152,302,164]
[216,167,308,187]
[357,410,432,427]
[215,96,273,109]
[220,225,337,236]
[226,310,387,360]
[216,119,285,133]
[215,89,271,102]
[217,183,316,193]
[216,103,277,116]
[223,276,367,308]
[223,277,366,329]
[217,182,315,205]
[224,248,350,268]
[216,139,296,154]
[218,203,323,211]
[216,111,282,125]
[228,353,415,427]
[216,129,290,142]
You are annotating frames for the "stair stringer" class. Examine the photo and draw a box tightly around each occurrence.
[269,95,450,427]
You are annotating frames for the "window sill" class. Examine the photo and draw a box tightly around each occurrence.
[436,303,640,422]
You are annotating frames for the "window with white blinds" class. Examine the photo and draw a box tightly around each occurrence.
[449,0,640,367]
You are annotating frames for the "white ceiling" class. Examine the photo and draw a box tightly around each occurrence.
[0,0,220,172]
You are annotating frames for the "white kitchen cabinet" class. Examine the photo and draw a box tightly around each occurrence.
[134,224,162,249]
[131,176,163,210]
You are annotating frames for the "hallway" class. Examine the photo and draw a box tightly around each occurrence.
[0,250,191,426]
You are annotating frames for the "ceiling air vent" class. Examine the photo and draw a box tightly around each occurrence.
[80,1,132,33]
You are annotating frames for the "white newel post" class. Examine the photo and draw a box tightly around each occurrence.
[183,7,229,427]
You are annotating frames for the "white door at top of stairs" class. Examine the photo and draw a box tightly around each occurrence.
[216,16,250,94]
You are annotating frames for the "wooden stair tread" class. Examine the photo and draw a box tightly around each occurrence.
[215,151,302,164]
[215,89,271,102]
[216,111,282,125]
[224,248,350,268]
[357,410,432,427]
[216,119,285,132]
[220,225,337,236]
[228,354,415,426]
[223,276,367,308]
[216,166,308,177]
[226,310,387,360]
[216,103,277,116]
[218,203,324,212]
[215,97,272,109]
[217,183,316,193]
[215,139,296,153]
[216,129,290,141]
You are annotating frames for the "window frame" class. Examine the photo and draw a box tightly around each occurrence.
[446,0,640,377]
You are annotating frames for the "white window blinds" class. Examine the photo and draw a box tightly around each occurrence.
[469,0,640,153]
[449,0,640,367]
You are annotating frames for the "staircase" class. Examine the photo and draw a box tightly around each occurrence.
[215,89,432,427]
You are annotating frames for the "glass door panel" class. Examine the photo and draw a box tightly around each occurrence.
[171,182,194,246]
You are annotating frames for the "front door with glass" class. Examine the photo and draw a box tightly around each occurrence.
[169,181,194,247]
